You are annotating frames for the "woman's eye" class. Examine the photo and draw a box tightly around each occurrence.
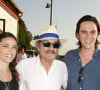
[13,47,17,49]
[3,45,8,47]
[13,45,17,49]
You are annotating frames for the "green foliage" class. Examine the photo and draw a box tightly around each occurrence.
[18,18,33,49]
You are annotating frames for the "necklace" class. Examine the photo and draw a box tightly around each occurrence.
[4,81,10,90]
[0,69,11,90]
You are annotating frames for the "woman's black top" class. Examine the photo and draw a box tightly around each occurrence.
[0,73,18,90]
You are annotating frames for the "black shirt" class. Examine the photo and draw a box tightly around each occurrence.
[0,73,18,90]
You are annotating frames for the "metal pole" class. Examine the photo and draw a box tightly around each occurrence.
[50,0,53,25]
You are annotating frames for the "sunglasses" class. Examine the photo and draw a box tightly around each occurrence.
[78,67,84,84]
[40,40,60,48]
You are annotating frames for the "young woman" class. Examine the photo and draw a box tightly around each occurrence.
[0,32,19,90]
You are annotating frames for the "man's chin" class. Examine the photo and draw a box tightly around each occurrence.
[85,45,94,49]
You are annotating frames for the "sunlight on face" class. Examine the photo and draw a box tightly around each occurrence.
[0,37,17,64]
[77,21,98,49]
[38,39,59,63]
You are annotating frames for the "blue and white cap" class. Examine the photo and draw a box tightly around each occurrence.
[38,25,59,40]
[30,25,66,47]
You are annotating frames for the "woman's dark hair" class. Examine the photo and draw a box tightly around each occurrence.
[0,32,17,42]
[0,32,19,81]
[75,15,100,48]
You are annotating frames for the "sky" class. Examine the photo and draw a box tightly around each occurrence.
[14,0,100,55]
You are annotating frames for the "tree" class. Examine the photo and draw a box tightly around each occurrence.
[18,18,33,49]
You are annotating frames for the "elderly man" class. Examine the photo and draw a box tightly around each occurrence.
[16,25,68,90]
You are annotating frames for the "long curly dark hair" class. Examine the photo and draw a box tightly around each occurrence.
[0,32,19,82]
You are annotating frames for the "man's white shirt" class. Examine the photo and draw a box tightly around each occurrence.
[16,56,68,90]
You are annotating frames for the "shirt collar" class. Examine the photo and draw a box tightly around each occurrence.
[93,49,100,58]
[78,48,100,58]
[36,55,56,67]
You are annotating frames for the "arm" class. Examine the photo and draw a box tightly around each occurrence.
[62,63,68,90]
[16,62,28,90]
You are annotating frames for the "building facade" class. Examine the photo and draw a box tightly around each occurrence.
[0,0,23,38]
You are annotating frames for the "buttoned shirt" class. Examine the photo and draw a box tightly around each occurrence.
[64,49,100,90]
[16,55,68,90]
